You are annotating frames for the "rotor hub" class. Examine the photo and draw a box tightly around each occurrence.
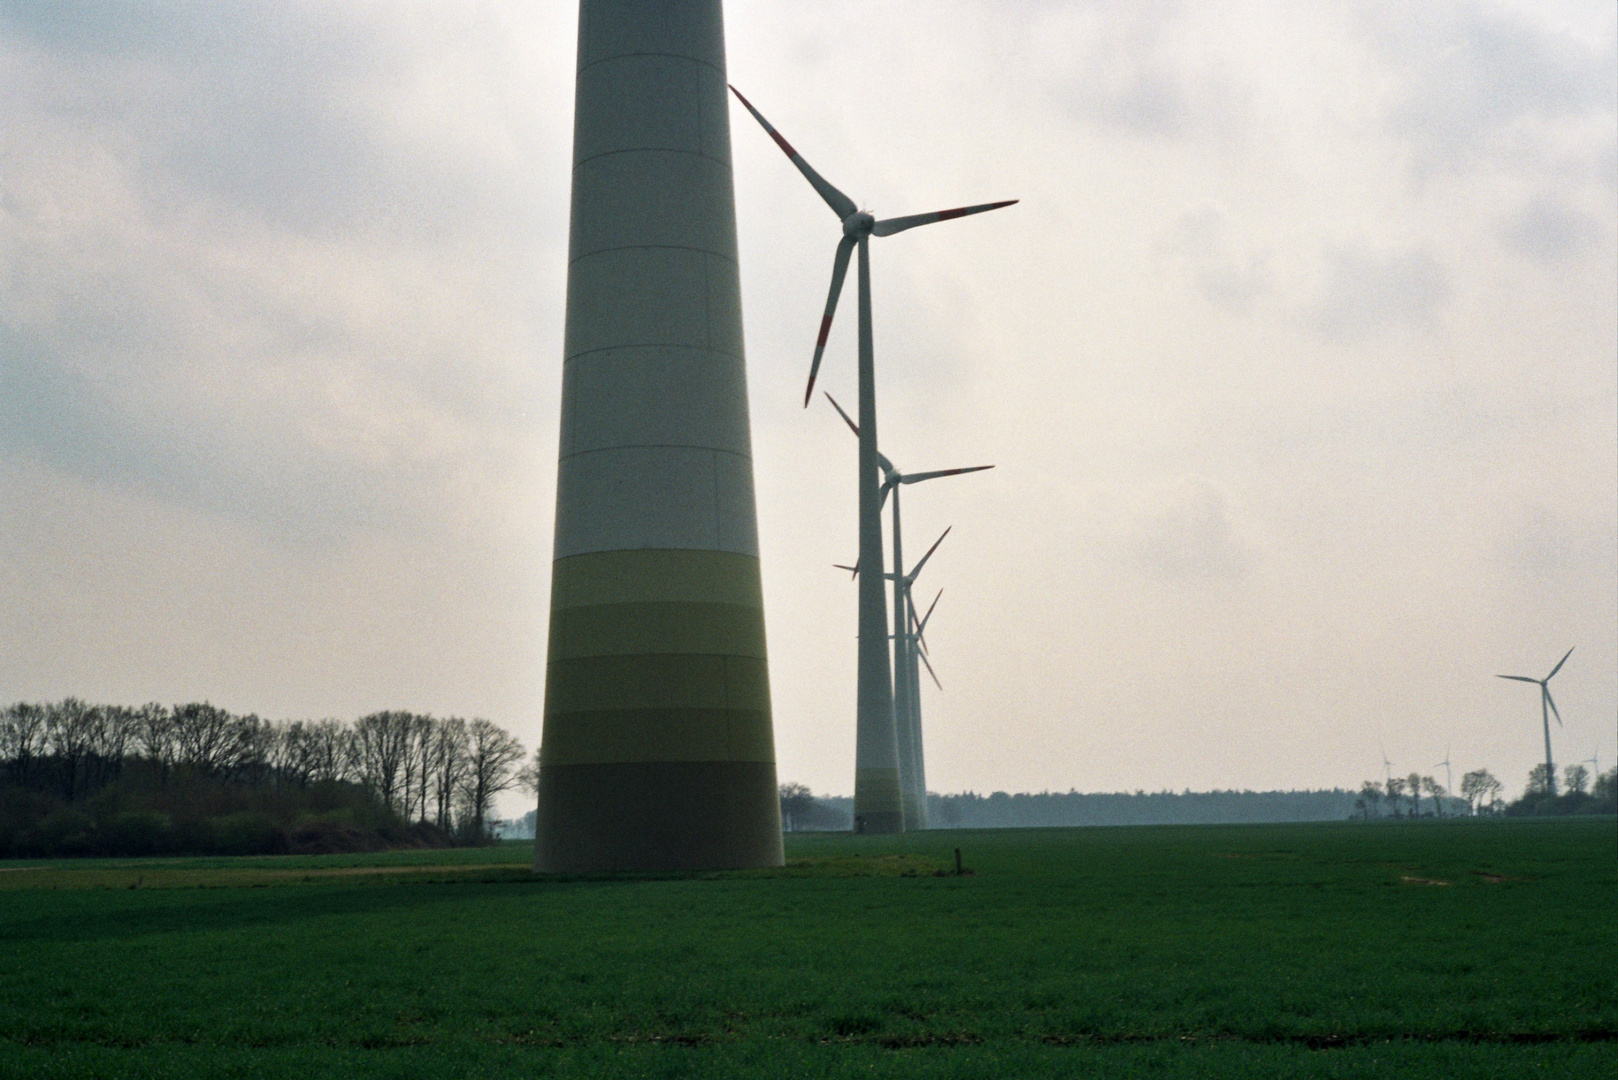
[842,211,876,238]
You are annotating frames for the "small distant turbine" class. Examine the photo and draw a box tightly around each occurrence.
[1433,746,1453,799]
[1498,647,1573,797]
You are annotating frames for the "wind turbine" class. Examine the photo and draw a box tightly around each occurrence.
[824,392,992,829]
[733,85,1016,832]
[901,587,946,822]
[1498,647,1573,797]
[828,523,955,832]
[1433,746,1452,801]
[886,527,950,828]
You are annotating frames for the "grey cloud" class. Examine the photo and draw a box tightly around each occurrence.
[1158,207,1270,314]
[1506,505,1618,587]
[1041,3,1246,143]
[1311,247,1449,342]
[0,2,547,240]
[1131,477,1253,582]
[1499,196,1604,261]
[0,4,558,541]
[0,323,402,541]
[1360,0,1616,173]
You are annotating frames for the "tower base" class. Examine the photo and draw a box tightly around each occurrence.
[534,760,783,872]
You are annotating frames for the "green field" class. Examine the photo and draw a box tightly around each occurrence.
[0,819,1612,1078]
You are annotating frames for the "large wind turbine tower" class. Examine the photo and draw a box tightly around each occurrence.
[535,0,783,871]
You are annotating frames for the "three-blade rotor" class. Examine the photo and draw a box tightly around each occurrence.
[731,86,1017,406]
[907,589,945,690]
[1497,646,1574,728]
[824,392,992,505]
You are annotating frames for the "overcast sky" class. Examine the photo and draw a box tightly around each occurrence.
[2,1,1613,810]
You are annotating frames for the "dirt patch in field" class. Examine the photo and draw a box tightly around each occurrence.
[1399,875,1452,886]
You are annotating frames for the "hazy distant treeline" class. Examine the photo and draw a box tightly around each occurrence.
[0,699,527,857]
[780,788,1370,831]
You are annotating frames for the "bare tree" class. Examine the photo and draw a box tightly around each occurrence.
[1526,763,1555,797]
[1,703,48,787]
[1421,776,1446,817]
[1357,780,1383,819]
[1563,764,1589,796]
[460,719,525,838]
[274,721,315,787]
[427,717,468,830]
[304,719,351,784]
[780,783,815,832]
[1406,772,1424,817]
[171,702,247,777]
[352,711,414,814]
[1385,776,1406,817]
[134,703,173,783]
[46,698,100,800]
[1459,769,1497,815]
[402,713,435,823]
[85,705,136,790]
[514,746,541,799]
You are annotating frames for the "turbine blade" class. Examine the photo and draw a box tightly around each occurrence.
[1497,675,1540,683]
[909,526,951,579]
[805,236,856,406]
[871,199,1018,238]
[901,465,995,484]
[880,482,893,510]
[917,647,942,691]
[917,588,942,635]
[833,562,859,579]
[1547,646,1574,680]
[1545,687,1563,727]
[805,236,860,404]
[823,392,859,437]
[729,86,857,220]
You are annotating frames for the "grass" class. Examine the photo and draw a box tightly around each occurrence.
[0,818,1611,1077]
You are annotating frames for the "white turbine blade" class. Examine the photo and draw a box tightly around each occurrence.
[805,236,856,406]
[1497,675,1540,684]
[1546,646,1574,680]
[1544,687,1563,727]
[826,392,896,473]
[823,392,859,437]
[728,86,857,220]
[917,647,942,691]
[901,465,994,485]
[880,481,894,510]
[908,526,952,579]
[871,199,1018,238]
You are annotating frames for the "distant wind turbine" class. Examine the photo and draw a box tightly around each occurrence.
[829,523,954,831]
[1498,647,1573,797]
[824,391,991,829]
[732,85,1015,833]
[900,587,946,816]
[1433,746,1453,799]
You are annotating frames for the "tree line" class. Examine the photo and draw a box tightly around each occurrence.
[778,786,1370,830]
[1354,764,1616,819]
[0,698,528,857]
